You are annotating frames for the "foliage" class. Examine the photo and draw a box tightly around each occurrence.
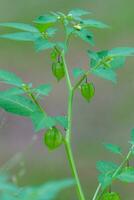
[0,7,134,200]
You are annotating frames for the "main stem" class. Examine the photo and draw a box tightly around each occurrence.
[62,52,86,200]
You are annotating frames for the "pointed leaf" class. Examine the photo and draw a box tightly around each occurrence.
[33,84,52,96]
[0,69,23,86]
[96,161,118,174]
[33,14,57,24]
[69,9,91,17]
[0,88,25,96]
[90,68,117,83]
[109,47,134,57]
[0,95,38,116]
[81,19,109,29]
[104,143,122,155]
[117,167,134,182]
[0,32,41,41]
[0,22,39,32]
[98,173,113,189]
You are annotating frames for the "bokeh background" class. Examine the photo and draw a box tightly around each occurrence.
[0,0,134,199]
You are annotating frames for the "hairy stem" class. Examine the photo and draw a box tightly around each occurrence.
[62,52,86,200]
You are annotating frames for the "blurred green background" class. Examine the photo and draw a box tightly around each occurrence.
[0,0,134,199]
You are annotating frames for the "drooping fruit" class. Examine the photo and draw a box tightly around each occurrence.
[80,82,95,102]
[101,192,120,200]
[52,62,65,81]
[43,127,63,150]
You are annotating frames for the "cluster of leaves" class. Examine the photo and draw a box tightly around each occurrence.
[0,173,75,200]
[0,69,68,133]
[96,129,134,199]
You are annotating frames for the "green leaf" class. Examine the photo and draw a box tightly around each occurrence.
[31,112,56,132]
[117,167,134,183]
[0,95,38,116]
[19,178,75,200]
[81,19,109,29]
[33,14,57,24]
[104,143,122,155]
[34,38,55,52]
[0,69,23,86]
[75,29,95,46]
[72,68,85,78]
[0,32,41,41]
[101,192,120,200]
[68,9,90,17]
[33,84,52,96]
[0,88,25,96]
[109,47,134,57]
[96,161,118,174]
[98,173,113,189]
[130,128,134,142]
[0,22,39,32]
[90,68,117,83]
[54,116,68,129]
[47,28,57,37]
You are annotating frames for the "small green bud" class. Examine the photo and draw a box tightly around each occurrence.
[52,62,65,81]
[43,127,63,150]
[80,82,95,102]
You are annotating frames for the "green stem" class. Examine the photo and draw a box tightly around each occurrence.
[92,144,134,200]
[62,52,86,200]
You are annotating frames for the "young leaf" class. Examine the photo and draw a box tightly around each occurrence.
[0,95,38,116]
[33,14,57,24]
[34,38,55,52]
[81,19,109,29]
[0,69,23,86]
[72,68,85,79]
[0,32,41,41]
[96,161,118,174]
[117,167,134,183]
[90,68,117,83]
[31,111,56,132]
[32,84,52,96]
[68,9,90,17]
[54,116,68,129]
[101,192,120,200]
[104,143,122,155]
[0,22,39,33]
[109,47,134,57]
